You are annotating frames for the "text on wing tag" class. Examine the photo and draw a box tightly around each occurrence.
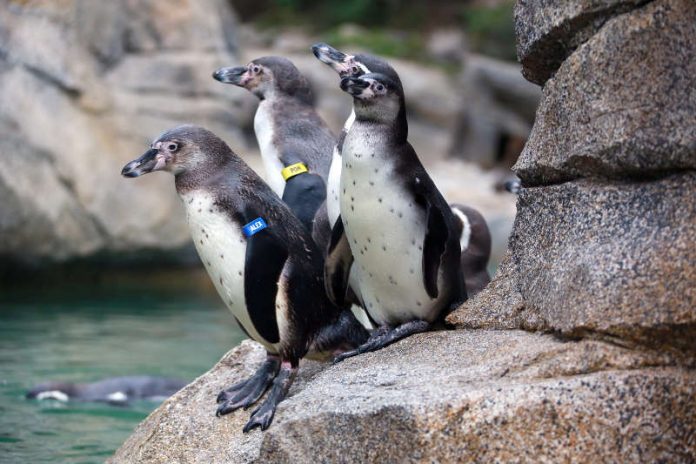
[281,162,308,181]
[242,217,268,237]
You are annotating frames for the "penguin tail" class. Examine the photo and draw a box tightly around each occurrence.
[503,178,522,194]
[309,309,370,356]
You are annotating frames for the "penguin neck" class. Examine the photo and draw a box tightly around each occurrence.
[353,98,408,143]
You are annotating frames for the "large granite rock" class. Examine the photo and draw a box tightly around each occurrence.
[514,0,646,85]
[451,173,696,353]
[512,174,695,348]
[0,0,247,266]
[109,332,695,463]
[515,0,696,186]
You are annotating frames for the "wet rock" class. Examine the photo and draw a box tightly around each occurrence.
[109,332,695,463]
[514,0,646,85]
[513,174,695,351]
[515,0,696,186]
[0,0,245,266]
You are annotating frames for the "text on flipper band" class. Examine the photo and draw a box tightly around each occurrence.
[242,217,268,237]
[281,162,308,181]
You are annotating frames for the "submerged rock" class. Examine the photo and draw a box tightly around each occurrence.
[109,332,695,463]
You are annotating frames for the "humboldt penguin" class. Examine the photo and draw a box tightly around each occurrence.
[121,125,366,431]
[325,73,467,362]
[212,57,334,247]
[26,376,186,405]
[311,43,491,296]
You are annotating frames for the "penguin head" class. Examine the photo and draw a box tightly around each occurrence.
[122,125,231,178]
[340,73,404,122]
[311,43,368,78]
[26,381,76,400]
[213,56,313,104]
[312,43,403,88]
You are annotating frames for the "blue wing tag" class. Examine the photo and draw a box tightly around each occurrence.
[242,217,268,237]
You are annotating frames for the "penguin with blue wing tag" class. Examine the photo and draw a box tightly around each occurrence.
[121,125,367,432]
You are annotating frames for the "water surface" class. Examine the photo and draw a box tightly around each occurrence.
[0,269,244,464]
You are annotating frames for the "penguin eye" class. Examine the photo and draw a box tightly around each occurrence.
[252,65,261,74]
[375,84,385,92]
[167,143,178,152]
[351,66,359,73]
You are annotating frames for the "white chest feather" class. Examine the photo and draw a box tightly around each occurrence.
[254,101,285,197]
[181,191,280,353]
[340,128,444,325]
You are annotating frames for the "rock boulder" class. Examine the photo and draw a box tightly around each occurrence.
[515,0,696,186]
[109,332,695,463]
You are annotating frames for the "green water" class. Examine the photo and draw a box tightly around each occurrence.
[0,270,245,464]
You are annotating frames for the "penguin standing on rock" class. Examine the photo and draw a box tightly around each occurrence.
[325,73,468,362]
[121,125,366,431]
[312,43,491,297]
[212,57,334,248]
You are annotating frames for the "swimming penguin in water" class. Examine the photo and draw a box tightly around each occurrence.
[311,43,491,296]
[26,376,186,405]
[325,72,467,362]
[212,57,334,247]
[121,125,367,431]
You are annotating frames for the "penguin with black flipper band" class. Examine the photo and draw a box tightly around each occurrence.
[311,43,491,297]
[325,72,468,362]
[121,125,367,431]
[212,57,334,250]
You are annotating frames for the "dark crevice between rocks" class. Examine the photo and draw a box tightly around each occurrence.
[518,0,656,86]
[516,167,696,190]
[552,324,696,366]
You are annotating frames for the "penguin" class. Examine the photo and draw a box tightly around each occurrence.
[325,72,467,362]
[311,43,491,296]
[121,125,367,431]
[26,376,186,405]
[212,57,334,247]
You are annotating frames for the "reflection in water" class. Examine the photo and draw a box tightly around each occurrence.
[0,269,245,464]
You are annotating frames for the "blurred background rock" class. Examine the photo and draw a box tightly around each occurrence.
[0,0,535,276]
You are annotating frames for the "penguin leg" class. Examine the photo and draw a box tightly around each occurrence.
[216,354,280,416]
[332,320,430,364]
[243,360,297,433]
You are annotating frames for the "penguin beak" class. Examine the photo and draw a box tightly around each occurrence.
[212,66,247,85]
[121,148,164,178]
[312,43,352,75]
[340,76,370,96]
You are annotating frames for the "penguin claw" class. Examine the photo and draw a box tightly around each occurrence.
[243,403,276,433]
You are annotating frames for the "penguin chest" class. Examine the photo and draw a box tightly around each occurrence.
[181,191,281,353]
[326,146,342,227]
[340,157,439,326]
[254,102,285,197]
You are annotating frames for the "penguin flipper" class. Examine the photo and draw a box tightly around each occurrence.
[414,189,449,300]
[244,213,289,344]
[281,172,326,232]
[324,216,354,307]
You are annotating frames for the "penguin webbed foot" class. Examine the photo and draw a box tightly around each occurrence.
[243,362,297,433]
[332,320,430,364]
[216,355,280,417]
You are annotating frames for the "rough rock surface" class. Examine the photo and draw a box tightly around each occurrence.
[515,0,696,186]
[0,0,246,265]
[514,0,646,85]
[109,332,695,463]
[451,174,696,352]
[512,174,696,346]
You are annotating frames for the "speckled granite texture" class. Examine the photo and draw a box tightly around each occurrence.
[109,334,695,463]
